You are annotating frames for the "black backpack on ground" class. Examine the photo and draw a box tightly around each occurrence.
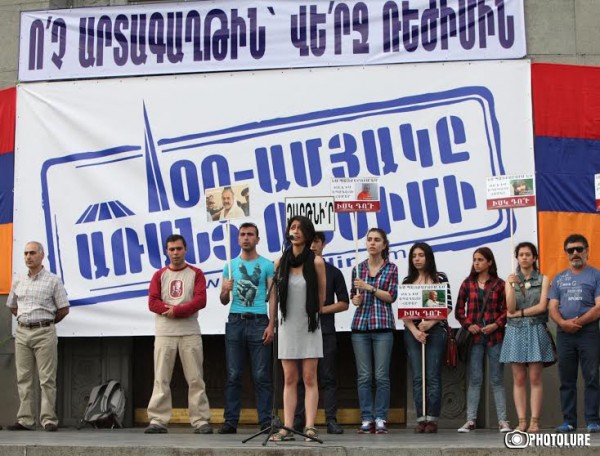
[78,380,126,429]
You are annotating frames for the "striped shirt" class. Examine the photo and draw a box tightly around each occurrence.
[351,259,398,331]
[6,267,69,324]
[401,271,453,328]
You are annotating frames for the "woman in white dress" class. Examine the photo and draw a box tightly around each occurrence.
[270,216,325,441]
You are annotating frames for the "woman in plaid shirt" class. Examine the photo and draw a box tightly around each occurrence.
[455,247,509,433]
[350,228,398,434]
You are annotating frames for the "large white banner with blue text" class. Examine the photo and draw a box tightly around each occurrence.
[14,60,535,336]
[19,0,526,82]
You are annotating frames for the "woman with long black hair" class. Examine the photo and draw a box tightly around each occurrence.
[270,216,326,441]
[402,242,452,434]
[455,247,509,433]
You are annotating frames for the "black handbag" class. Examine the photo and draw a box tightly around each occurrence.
[455,326,472,362]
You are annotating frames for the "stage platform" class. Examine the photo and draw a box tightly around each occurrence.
[1,427,600,456]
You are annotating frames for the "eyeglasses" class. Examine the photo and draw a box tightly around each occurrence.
[566,246,586,254]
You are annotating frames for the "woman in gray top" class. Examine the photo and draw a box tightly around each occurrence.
[271,216,325,441]
[500,242,554,433]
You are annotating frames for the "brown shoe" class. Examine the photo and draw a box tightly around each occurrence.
[7,422,33,431]
[414,421,427,433]
[424,421,438,433]
[44,423,58,432]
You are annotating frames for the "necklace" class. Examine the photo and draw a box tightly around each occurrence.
[477,279,486,285]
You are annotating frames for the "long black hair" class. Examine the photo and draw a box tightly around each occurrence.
[469,246,498,279]
[277,216,319,332]
[284,215,315,248]
[405,242,438,284]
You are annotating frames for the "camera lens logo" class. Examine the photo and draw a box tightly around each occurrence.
[505,430,530,449]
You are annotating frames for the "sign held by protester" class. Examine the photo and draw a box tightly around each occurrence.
[205,184,249,222]
[486,174,536,210]
[285,197,335,231]
[595,174,600,211]
[331,178,380,212]
[397,284,449,321]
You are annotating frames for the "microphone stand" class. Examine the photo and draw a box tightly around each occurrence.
[243,240,323,445]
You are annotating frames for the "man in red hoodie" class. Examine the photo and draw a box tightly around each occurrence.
[144,234,212,434]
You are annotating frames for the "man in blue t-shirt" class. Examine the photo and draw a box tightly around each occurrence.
[549,233,600,433]
[218,222,275,434]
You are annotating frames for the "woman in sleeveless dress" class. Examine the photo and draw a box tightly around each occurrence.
[271,216,325,441]
[500,242,554,433]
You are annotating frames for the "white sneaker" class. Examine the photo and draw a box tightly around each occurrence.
[457,420,475,433]
[375,418,388,434]
[499,420,511,433]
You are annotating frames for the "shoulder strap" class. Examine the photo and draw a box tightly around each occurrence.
[85,384,104,409]
[99,380,120,413]
[479,279,498,320]
[83,382,110,422]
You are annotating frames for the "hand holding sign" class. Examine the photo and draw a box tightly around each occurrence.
[353,277,371,293]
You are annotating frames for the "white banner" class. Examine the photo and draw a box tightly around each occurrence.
[14,60,535,336]
[19,0,526,82]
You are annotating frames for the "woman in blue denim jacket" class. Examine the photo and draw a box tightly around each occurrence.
[500,242,554,433]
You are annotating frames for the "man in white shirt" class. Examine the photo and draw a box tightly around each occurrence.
[6,241,69,432]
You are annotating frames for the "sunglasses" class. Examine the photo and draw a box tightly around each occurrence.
[566,246,586,254]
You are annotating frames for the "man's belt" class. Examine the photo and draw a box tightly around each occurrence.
[18,320,54,329]
[230,313,268,320]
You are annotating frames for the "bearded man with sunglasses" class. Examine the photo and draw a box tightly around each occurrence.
[549,234,600,433]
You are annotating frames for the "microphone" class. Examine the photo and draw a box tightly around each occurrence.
[286,233,296,241]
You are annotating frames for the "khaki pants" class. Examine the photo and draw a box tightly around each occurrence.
[147,335,211,428]
[15,324,58,428]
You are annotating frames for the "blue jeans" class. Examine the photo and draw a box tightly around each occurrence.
[351,331,393,421]
[557,326,600,426]
[224,314,273,426]
[467,342,507,421]
[404,324,447,420]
